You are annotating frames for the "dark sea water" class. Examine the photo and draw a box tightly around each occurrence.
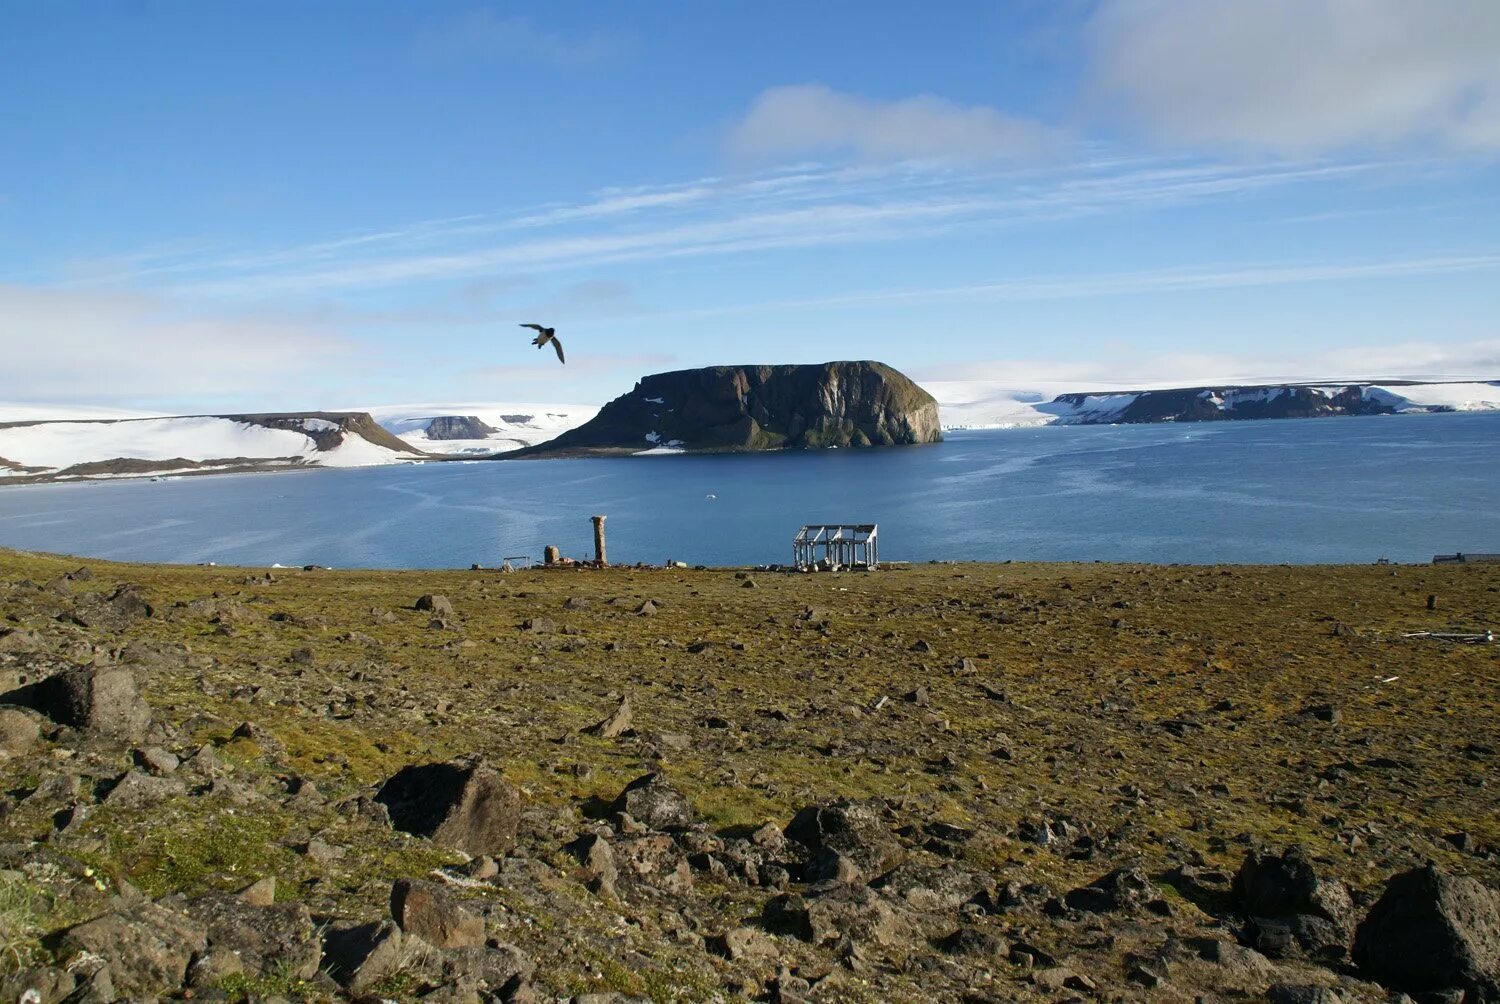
[1,413,1496,568]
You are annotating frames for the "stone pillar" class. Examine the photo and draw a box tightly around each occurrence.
[591,515,607,566]
[543,545,560,566]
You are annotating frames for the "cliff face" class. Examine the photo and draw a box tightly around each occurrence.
[530,361,941,455]
[423,416,500,441]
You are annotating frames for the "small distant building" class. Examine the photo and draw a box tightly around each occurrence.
[1433,552,1500,564]
[794,524,878,570]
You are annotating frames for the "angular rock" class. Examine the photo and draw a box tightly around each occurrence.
[3,664,152,741]
[182,891,321,979]
[1352,864,1500,1000]
[1235,845,1355,960]
[103,769,187,809]
[568,832,619,894]
[584,696,633,739]
[391,877,486,949]
[416,594,455,618]
[765,883,911,947]
[610,773,694,832]
[784,798,902,876]
[323,919,410,994]
[61,901,207,996]
[0,707,41,757]
[708,926,776,961]
[1065,866,1166,914]
[376,757,522,855]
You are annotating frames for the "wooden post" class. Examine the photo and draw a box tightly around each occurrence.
[591,515,607,566]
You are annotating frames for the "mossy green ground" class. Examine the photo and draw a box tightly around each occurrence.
[2,548,1497,999]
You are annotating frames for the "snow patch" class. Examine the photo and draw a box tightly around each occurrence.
[362,401,598,454]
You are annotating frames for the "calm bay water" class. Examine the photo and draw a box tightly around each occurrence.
[0,413,1496,568]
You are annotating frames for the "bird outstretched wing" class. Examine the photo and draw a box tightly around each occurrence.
[551,337,565,364]
[519,323,547,333]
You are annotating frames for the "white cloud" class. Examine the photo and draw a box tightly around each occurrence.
[1086,0,1500,154]
[725,84,1060,163]
[0,285,356,405]
[648,253,1500,319]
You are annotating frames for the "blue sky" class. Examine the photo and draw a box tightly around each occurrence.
[2,0,1498,411]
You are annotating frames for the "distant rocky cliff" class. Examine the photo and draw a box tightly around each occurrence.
[523,361,941,455]
[1047,384,1441,425]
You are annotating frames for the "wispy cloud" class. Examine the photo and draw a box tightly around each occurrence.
[646,253,1500,320]
[725,83,1063,164]
[59,155,1423,302]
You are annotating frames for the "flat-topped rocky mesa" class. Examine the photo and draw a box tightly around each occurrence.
[520,360,941,456]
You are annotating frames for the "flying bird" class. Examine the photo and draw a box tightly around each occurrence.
[519,323,565,364]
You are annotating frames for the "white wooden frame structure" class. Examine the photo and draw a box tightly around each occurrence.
[793,524,878,570]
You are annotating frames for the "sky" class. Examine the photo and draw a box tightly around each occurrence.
[2,0,1499,413]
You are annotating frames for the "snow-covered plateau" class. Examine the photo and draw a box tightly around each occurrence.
[0,413,425,482]
[928,380,1500,430]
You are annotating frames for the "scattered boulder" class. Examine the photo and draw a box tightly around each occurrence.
[610,773,694,832]
[708,926,775,961]
[584,696,633,739]
[3,664,152,741]
[1234,845,1355,961]
[765,884,911,947]
[103,769,187,809]
[391,877,486,949]
[785,798,903,876]
[182,891,322,980]
[1065,866,1168,914]
[1352,864,1500,1001]
[323,920,411,994]
[415,594,455,618]
[61,902,207,996]
[376,758,522,855]
[568,832,620,895]
[0,707,41,758]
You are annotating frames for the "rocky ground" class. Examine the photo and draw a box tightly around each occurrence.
[0,548,1497,1003]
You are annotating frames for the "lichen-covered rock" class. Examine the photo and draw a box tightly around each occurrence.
[61,901,207,996]
[610,773,694,832]
[2,664,152,741]
[0,706,41,757]
[391,877,485,948]
[182,891,322,980]
[1234,845,1354,961]
[527,361,941,455]
[375,757,521,855]
[1353,864,1500,1001]
[785,798,903,877]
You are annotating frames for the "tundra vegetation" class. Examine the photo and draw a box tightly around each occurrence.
[0,548,1497,1002]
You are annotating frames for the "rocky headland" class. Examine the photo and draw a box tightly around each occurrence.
[0,551,1497,1003]
[517,362,941,457]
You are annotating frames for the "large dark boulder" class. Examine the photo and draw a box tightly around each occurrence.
[1353,865,1500,1001]
[524,361,941,455]
[375,758,522,855]
[1234,845,1355,961]
[391,878,485,948]
[610,773,694,832]
[3,664,152,741]
[785,798,903,878]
